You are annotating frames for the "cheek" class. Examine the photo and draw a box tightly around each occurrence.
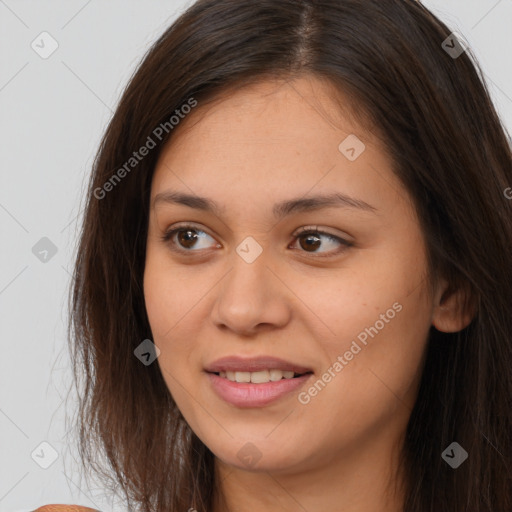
[301,283,431,433]
[143,244,209,340]
[295,243,432,413]
[302,299,430,446]
[143,252,194,376]
[143,263,197,419]
[288,259,417,354]
[143,266,175,341]
[143,249,214,403]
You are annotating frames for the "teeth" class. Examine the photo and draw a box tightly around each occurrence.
[269,369,284,381]
[219,369,301,383]
[235,371,251,383]
[250,370,270,383]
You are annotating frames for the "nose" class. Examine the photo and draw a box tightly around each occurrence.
[210,249,292,336]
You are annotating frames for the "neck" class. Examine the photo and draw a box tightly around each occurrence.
[212,426,407,512]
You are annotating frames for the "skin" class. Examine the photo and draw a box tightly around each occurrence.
[143,75,472,512]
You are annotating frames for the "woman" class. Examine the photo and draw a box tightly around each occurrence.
[36,0,512,511]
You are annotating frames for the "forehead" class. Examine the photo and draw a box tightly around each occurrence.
[160,75,374,155]
[150,75,404,217]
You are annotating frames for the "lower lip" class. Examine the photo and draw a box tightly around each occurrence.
[206,372,313,408]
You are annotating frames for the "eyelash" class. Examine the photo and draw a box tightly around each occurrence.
[161,223,353,258]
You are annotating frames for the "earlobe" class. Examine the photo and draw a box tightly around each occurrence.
[431,279,476,333]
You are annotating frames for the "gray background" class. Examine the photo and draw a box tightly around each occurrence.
[1,1,511,511]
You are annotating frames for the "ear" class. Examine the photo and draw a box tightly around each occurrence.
[431,278,476,333]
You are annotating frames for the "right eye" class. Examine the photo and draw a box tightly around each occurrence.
[162,223,221,253]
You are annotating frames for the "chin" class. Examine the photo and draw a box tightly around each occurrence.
[208,435,312,473]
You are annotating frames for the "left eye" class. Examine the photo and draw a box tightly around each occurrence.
[289,228,352,256]
[162,224,352,256]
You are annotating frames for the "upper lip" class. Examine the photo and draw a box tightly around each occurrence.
[205,356,313,374]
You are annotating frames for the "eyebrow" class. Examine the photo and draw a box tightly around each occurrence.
[152,190,378,219]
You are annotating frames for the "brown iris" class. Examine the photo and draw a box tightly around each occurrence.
[177,229,198,249]
[299,233,322,252]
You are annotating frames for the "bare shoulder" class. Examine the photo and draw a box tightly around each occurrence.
[33,506,101,512]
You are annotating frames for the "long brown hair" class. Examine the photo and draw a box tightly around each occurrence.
[68,1,512,510]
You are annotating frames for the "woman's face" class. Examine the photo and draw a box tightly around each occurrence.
[144,75,437,474]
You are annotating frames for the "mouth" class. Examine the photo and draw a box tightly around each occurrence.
[204,356,314,407]
[204,355,313,375]
[209,369,313,383]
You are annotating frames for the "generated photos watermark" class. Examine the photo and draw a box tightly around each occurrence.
[298,301,403,405]
[94,97,198,200]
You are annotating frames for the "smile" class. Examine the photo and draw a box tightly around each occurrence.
[214,369,309,383]
[206,371,313,408]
